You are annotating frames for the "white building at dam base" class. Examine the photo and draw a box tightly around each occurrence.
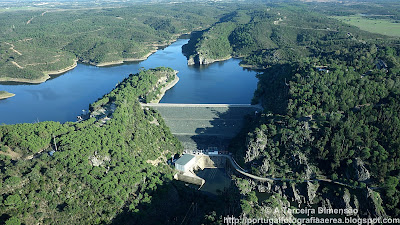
[175,154,197,172]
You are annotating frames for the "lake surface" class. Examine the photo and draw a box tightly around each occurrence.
[0,39,258,124]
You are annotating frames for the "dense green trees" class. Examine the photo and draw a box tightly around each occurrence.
[240,19,400,219]
[176,2,400,220]
[1,1,400,223]
[0,68,182,224]
[183,4,384,67]
[0,3,228,81]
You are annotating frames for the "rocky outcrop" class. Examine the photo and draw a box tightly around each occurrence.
[188,54,210,65]
[291,183,303,206]
[245,129,267,163]
[187,56,195,65]
[257,182,272,193]
[242,194,295,223]
[150,72,179,103]
[260,157,270,174]
[342,189,358,216]
[366,188,387,218]
[352,158,371,182]
[89,153,111,167]
[321,198,333,211]
[290,151,315,180]
[306,181,319,204]
[238,176,388,222]
[187,53,231,66]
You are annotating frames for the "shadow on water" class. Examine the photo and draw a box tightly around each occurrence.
[111,107,259,224]
[195,168,232,196]
[110,177,241,225]
[173,105,259,196]
[0,80,45,86]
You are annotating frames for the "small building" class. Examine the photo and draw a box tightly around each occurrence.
[175,154,196,172]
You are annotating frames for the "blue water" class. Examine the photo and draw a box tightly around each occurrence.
[0,39,258,124]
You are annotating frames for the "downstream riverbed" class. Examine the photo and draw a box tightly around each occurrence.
[0,39,258,124]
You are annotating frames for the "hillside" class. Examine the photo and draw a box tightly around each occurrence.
[0,3,228,83]
[1,1,400,224]
[182,4,386,68]
[190,4,400,222]
[0,67,183,224]
[181,2,400,222]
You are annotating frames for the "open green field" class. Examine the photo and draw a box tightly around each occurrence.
[333,15,400,37]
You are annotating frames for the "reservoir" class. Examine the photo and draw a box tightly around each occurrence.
[0,39,258,124]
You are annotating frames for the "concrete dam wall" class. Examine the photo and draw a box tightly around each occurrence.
[194,155,227,170]
[145,104,261,150]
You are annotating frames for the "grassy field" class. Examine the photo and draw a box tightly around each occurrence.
[333,15,400,37]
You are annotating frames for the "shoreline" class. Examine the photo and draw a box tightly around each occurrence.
[96,49,158,67]
[0,59,78,84]
[151,72,180,103]
[0,75,50,84]
[95,33,187,67]
[189,53,267,71]
[208,55,233,64]
[0,32,191,84]
[44,59,78,76]
[239,63,266,70]
[188,55,232,66]
[0,91,16,100]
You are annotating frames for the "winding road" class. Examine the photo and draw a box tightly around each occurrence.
[191,152,366,189]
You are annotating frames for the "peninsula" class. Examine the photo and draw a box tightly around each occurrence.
[0,91,15,100]
[0,4,222,83]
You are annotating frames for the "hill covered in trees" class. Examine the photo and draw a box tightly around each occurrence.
[0,67,184,224]
[1,1,400,224]
[0,3,228,82]
[182,4,387,68]
[240,42,400,217]
[190,2,400,222]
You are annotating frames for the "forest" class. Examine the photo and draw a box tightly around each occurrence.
[1,0,400,224]
[212,2,400,222]
[0,3,229,82]
[180,0,400,221]
[0,68,184,224]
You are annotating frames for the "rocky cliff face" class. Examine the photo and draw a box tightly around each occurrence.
[187,53,231,66]
[187,54,212,65]
[243,179,387,220]
[350,158,371,182]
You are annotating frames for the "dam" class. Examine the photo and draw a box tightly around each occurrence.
[142,103,262,150]
[143,103,263,190]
